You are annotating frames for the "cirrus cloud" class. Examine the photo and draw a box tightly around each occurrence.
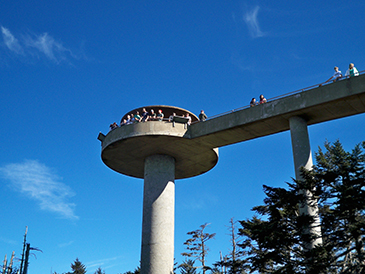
[1,26,23,54]
[1,26,76,63]
[243,6,265,38]
[0,160,78,220]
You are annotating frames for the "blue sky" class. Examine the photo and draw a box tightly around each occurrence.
[1,1,365,273]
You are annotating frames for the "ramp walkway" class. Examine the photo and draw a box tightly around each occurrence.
[189,73,365,148]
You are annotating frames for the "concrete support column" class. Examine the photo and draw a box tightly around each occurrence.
[289,116,313,179]
[141,154,175,274]
[289,116,322,248]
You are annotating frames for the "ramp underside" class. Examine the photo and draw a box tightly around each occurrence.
[189,75,365,148]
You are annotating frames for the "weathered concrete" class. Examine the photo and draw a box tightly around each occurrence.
[289,116,322,248]
[141,155,175,274]
[101,120,219,179]
[289,116,313,176]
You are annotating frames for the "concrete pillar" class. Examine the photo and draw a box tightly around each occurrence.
[141,154,175,274]
[289,116,313,179]
[289,116,322,248]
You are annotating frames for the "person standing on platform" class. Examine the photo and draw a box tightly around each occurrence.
[186,113,192,125]
[345,63,359,78]
[150,109,157,120]
[259,94,267,104]
[199,110,207,121]
[325,66,343,83]
[142,108,149,121]
[250,98,257,107]
[157,109,164,121]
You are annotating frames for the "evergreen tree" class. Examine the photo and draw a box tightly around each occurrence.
[239,183,313,273]
[179,259,197,274]
[209,266,222,274]
[214,219,247,274]
[226,218,247,274]
[66,258,87,274]
[182,223,216,274]
[94,267,105,274]
[122,266,140,274]
[213,252,228,274]
[238,141,365,273]
[312,140,365,273]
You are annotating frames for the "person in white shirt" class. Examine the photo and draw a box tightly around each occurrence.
[185,113,192,125]
[345,63,359,78]
[326,66,343,83]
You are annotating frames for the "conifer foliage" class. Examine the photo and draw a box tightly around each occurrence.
[66,258,87,274]
[181,223,216,274]
[179,259,197,274]
[238,141,365,273]
[315,141,365,273]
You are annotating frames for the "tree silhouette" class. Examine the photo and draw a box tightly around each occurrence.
[238,141,365,273]
[66,258,87,274]
[182,223,216,274]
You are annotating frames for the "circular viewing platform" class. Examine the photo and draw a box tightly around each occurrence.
[100,105,219,179]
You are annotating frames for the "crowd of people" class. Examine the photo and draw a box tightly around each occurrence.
[118,108,165,126]
[109,108,208,132]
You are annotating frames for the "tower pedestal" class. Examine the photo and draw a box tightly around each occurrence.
[99,105,219,274]
[141,155,175,274]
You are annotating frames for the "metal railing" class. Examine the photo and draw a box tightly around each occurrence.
[197,69,365,123]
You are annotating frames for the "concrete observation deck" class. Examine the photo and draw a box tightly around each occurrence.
[100,105,219,179]
[100,74,365,180]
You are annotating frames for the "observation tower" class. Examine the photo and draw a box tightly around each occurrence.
[98,105,219,274]
[98,73,365,274]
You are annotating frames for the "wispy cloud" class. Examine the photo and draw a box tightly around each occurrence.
[0,160,78,220]
[58,240,74,248]
[1,26,76,63]
[243,6,265,38]
[24,32,72,62]
[86,256,123,270]
[1,26,23,54]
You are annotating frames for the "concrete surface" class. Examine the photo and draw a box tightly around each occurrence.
[141,155,175,274]
[189,74,365,148]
